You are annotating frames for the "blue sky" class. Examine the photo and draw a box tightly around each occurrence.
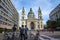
[12,0,60,26]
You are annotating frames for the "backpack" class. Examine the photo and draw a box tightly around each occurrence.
[12,27,16,32]
[21,28,25,35]
[25,28,28,33]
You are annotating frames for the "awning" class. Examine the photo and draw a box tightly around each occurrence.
[0,24,12,29]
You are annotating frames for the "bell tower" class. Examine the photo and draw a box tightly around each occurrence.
[38,7,44,30]
[21,7,26,27]
[22,7,25,20]
[38,7,42,20]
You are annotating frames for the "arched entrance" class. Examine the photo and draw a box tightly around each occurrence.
[30,22,35,30]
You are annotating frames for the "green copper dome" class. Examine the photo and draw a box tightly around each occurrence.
[28,8,35,19]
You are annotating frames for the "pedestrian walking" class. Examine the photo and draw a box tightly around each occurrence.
[25,26,28,39]
[34,30,40,40]
[3,28,7,40]
[3,28,10,40]
[11,24,17,40]
[20,25,25,40]
[19,27,22,40]
[51,27,54,33]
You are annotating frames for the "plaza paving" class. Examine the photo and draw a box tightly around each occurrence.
[40,31,60,40]
[0,31,60,40]
[28,31,60,40]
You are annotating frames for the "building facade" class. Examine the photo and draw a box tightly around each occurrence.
[0,0,19,29]
[21,7,44,30]
[49,4,60,21]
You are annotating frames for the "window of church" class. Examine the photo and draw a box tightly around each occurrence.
[38,25,40,28]
[41,25,42,28]
[22,22,24,24]
[22,17,24,19]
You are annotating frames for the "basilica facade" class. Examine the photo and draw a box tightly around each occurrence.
[21,7,44,30]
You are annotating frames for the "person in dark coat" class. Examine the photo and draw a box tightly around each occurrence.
[12,24,16,32]
[12,24,17,40]
[19,27,22,40]
[25,26,28,39]
[20,25,25,40]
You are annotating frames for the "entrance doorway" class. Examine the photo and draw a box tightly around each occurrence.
[30,22,35,30]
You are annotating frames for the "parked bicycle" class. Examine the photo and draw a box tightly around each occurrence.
[34,30,40,40]
[3,32,11,40]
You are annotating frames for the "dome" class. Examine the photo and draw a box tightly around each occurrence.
[28,8,35,19]
[28,8,34,15]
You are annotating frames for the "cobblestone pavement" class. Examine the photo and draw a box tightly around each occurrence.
[0,31,60,40]
[28,31,60,40]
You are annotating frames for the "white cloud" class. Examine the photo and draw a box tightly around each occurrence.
[12,0,58,25]
[18,9,22,26]
[18,8,27,26]
[29,0,53,24]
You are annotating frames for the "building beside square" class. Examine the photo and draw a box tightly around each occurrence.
[49,4,60,30]
[0,0,19,29]
[21,7,44,30]
[49,4,60,21]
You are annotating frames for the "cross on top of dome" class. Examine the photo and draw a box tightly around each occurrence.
[38,7,41,11]
[30,8,32,11]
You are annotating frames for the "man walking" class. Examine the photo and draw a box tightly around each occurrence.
[20,25,25,40]
[25,26,28,39]
[12,24,17,40]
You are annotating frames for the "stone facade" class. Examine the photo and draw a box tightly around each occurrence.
[21,7,44,30]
